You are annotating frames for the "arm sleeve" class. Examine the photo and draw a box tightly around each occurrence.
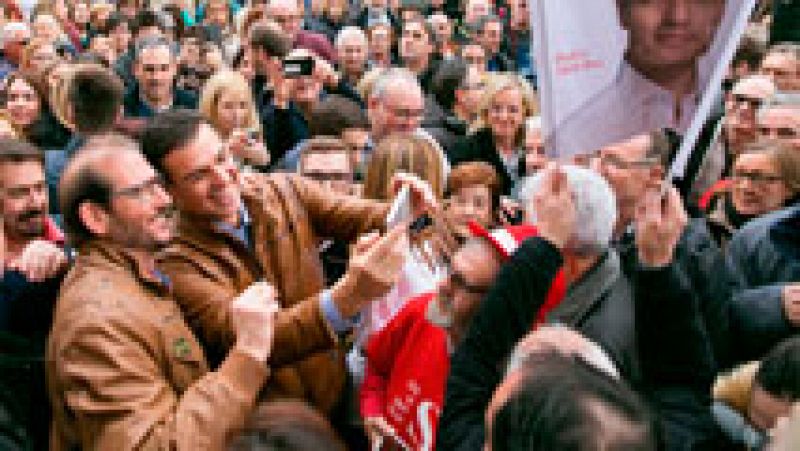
[53,317,267,450]
[437,237,562,451]
[729,284,795,363]
[161,256,337,368]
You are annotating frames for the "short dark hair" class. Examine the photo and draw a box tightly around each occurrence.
[309,95,369,137]
[732,34,767,71]
[58,159,112,248]
[102,12,132,35]
[229,401,346,451]
[132,10,165,36]
[475,14,503,33]
[492,353,659,451]
[68,65,124,135]
[402,17,435,45]
[430,58,468,111]
[139,109,204,178]
[248,21,292,58]
[755,336,800,401]
[0,138,43,165]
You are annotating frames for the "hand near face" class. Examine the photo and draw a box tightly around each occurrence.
[7,239,68,282]
[530,163,576,251]
[231,281,279,364]
[634,184,688,268]
[391,172,439,219]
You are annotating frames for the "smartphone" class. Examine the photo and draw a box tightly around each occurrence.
[283,56,314,78]
[386,184,411,228]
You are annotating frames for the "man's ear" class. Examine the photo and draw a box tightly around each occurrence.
[78,201,111,238]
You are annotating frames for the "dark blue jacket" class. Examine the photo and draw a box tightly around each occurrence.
[123,84,199,118]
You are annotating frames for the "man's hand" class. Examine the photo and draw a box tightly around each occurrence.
[634,184,688,268]
[313,55,340,87]
[331,225,409,318]
[391,172,439,219]
[530,164,576,251]
[272,75,295,110]
[7,240,68,282]
[782,283,800,327]
[231,281,279,364]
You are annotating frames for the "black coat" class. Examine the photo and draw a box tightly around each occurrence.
[447,128,517,195]
[437,238,640,450]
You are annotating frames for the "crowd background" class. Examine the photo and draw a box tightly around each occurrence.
[0,0,798,449]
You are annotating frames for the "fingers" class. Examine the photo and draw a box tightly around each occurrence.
[352,230,381,256]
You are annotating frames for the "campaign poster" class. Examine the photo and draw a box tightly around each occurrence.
[533,0,757,178]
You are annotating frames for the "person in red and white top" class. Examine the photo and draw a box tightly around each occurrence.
[359,223,565,450]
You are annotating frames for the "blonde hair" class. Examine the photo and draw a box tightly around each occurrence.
[199,70,260,137]
[19,38,54,72]
[364,134,444,201]
[471,73,538,139]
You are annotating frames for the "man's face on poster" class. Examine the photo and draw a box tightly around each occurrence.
[618,0,725,70]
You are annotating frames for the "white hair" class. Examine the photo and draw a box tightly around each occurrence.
[370,67,422,101]
[335,26,368,49]
[518,165,617,255]
[1,22,30,49]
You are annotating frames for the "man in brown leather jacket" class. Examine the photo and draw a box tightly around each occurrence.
[140,110,424,413]
[46,135,279,450]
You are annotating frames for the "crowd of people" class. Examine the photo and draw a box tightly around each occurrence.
[0,0,798,449]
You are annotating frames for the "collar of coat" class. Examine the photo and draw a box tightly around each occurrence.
[77,240,172,294]
[546,250,622,327]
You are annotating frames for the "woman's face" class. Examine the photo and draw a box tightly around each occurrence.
[731,152,791,217]
[487,87,525,142]
[73,2,90,25]
[447,184,494,238]
[215,88,252,134]
[28,43,58,73]
[5,78,41,128]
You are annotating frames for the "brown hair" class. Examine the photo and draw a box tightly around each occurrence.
[364,134,444,201]
[743,140,800,196]
[229,401,345,451]
[446,161,501,212]
[0,137,42,164]
[248,20,292,58]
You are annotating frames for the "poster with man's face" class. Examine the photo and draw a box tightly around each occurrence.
[533,0,755,163]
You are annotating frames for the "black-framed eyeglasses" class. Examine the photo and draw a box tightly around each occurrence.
[732,94,764,110]
[731,171,784,185]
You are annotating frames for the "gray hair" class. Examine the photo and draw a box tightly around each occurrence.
[518,165,617,255]
[335,26,368,49]
[1,22,30,49]
[370,67,422,102]
[757,96,800,123]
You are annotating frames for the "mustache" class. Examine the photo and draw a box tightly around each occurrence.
[18,209,45,222]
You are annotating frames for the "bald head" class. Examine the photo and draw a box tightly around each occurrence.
[265,0,302,38]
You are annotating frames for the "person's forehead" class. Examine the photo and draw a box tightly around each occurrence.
[167,125,223,174]
[384,83,423,106]
[760,107,800,125]
[403,21,425,33]
[303,151,351,171]
[8,78,34,92]
[0,160,44,184]
[99,151,154,187]
[140,45,173,62]
[732,78,775,98]
[218,88,250,103]
[735,152,774,168]
[763,52,797,69]
[602,135,649,156]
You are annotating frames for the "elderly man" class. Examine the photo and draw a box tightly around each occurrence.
[552,0,727,156]
[123,35,197,117]
[47,134,278,450]
[335,26,369,85]
[139,109,427,414]
[757,101,800,150]
[761,44,799,97]
[1,139,68,450]
[265,0,336,62]
[0,22,30,78]
[438,165,640,449]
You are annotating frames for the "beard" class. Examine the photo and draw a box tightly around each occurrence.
[108,205,177,252]
[9,209,46,238]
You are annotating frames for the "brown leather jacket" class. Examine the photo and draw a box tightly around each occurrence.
[159,174,389,412]
[46,241,268,450]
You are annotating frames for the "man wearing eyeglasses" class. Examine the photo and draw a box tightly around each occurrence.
[1,139,67,450]
[123,36,198,118]
[47,134,279,450]
[757,102,800,150]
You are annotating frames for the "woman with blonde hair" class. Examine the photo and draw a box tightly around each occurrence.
[199,70,270,168]
[449,73,538,195]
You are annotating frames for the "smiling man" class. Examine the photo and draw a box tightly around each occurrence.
[552,0,728,156]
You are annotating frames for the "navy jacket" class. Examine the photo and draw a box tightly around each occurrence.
[123,84,199,118]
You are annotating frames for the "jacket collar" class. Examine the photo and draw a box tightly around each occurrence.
[78,240,170,292]
[547,250,622,326]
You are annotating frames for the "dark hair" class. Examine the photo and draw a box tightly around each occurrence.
[755,336,800,401]
[0,138,43,164]
[732,34,767,71]
[58,156,113,248]
[248,21,292,58]
[68,65,124,134]
[103,12,132,34]
[309,95,369,136]
[228,401,346,451]
[131,10,165,37]
[430,58,468,111]
[139,109,203,177]
[491,353,659,451]
[475,14,503,33]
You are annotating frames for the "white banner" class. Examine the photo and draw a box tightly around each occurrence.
[533,0,757,180]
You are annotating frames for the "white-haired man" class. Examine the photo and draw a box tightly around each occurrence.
[0,22,30,78]
[438,164,640,449]
[335,26,369,85]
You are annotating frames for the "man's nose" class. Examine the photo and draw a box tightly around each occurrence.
[664,0,691,24]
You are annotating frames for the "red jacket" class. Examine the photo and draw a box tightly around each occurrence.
[361,293,446,451]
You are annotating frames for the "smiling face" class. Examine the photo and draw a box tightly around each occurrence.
[162,123,242,224]
[5,78,41,128]
[619,0,725,72]
[730,151,790,217]
[1,159,47,241]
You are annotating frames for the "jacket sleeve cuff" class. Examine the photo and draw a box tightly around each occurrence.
[216,350,270,398]
[320,289,361,334]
